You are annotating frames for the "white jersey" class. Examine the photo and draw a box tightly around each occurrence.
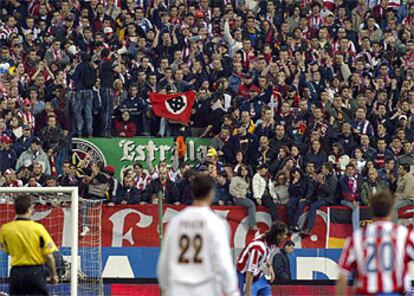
[157,206,240,296]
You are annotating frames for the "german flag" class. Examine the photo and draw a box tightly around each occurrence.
[327,206,373,248]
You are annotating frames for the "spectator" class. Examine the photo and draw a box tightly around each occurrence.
[270,124,292,154]
[361,168,389,206]
[272,240,295,282]
[16,137,50,175]
[71,52,97,137]
[210,125,232,158]
[12,125,34,158]
[83,162,110,200]
[57,161,80,187]
[4,169,23,187]
[256,136,275,168]
[144,166,179,204]
[214,171,232,206]
[287,167,308,232]
[31,161,48,186]
[339,164,362,232]
[112,176,142,205]
[133,162,151,194]
[394,163,414,222]
[328,142,350,174]
[119,84,147,136]
[44,39,70,67]
[398,141,414,167]
[378,157,398,191]
[269,172,289,206]
[204,148,222,178]
[305,140,327,169]
[300,163,338,236]
[0,135,16,173]
[230,164,257,232]
[252,164,278,221]
[98,48,116,137]
[113,111,137,137]
[176,169,196,206]
[38,115,67,175]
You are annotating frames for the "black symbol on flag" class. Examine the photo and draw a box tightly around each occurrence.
[166,95,187,114]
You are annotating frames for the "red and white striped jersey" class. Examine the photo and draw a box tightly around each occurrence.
[237,237,271,277]
[339,221,414,295]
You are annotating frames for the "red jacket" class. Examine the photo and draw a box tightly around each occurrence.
[238,83,260,98]
[114,120,137,137]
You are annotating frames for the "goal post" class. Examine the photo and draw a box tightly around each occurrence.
[0,187,103,296]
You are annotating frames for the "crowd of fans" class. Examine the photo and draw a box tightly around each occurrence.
[0,0,414,235]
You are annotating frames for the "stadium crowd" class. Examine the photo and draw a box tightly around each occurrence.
[0,0,414,235]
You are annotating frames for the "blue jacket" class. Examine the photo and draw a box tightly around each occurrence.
[119,97,146,117]
[214,183,232,205]
[339,175,362,202]
[12,135,34,158]
[0,148,16,173]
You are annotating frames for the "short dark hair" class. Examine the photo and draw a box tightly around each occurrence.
[346,164,355,170]
[262,220,287,246]
[191,174,215,200]
[284,240,295,248]
[369,190,395,218]
[218,171,228,179]
[322,162,333,172]
[400,163,411,173]
[14,195,32,215]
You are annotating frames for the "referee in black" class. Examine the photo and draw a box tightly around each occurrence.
[0,195,59,295]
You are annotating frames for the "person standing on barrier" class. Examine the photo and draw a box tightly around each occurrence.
[0,194,58,295]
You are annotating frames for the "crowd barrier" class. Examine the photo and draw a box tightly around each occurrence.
[2,203,412,280]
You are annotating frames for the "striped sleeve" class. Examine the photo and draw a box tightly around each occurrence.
[405,229,414,260]
[246,246,265,274]
[338,235,356,276]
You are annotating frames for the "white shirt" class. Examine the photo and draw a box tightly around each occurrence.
[157,206,239,296]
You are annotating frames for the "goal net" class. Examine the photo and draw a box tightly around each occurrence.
[0,187,103,296]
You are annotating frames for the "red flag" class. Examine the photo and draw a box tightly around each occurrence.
[149,91,196,124]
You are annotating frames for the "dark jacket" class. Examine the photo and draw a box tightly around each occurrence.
[222,135,241,163]
[316,173,338,204]
[339,174,362,202]
[12,135,34,157]
[99,59,115,89]
[304,151,327,169]
[270,135,292,154]
[113,185,141,205]
[272,249,291,281]
[71,61,96,90]
[38,126,67,154]
[288,177,308,199]
[0,148,16,173]
[214,182,232,205]
[119,97,146,117]
[144,178,179,204]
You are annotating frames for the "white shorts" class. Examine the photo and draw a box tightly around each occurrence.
[167,280,221,296]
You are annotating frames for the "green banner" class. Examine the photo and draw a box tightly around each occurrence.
[72,137,211,178]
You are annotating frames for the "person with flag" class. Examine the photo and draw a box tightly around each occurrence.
[336,190,414,295]
[236,221,288,296]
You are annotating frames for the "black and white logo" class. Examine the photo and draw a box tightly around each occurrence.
[71,138,107,166]
[166,95,187,115]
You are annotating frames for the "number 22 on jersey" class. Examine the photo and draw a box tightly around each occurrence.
[178,234,204,264]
